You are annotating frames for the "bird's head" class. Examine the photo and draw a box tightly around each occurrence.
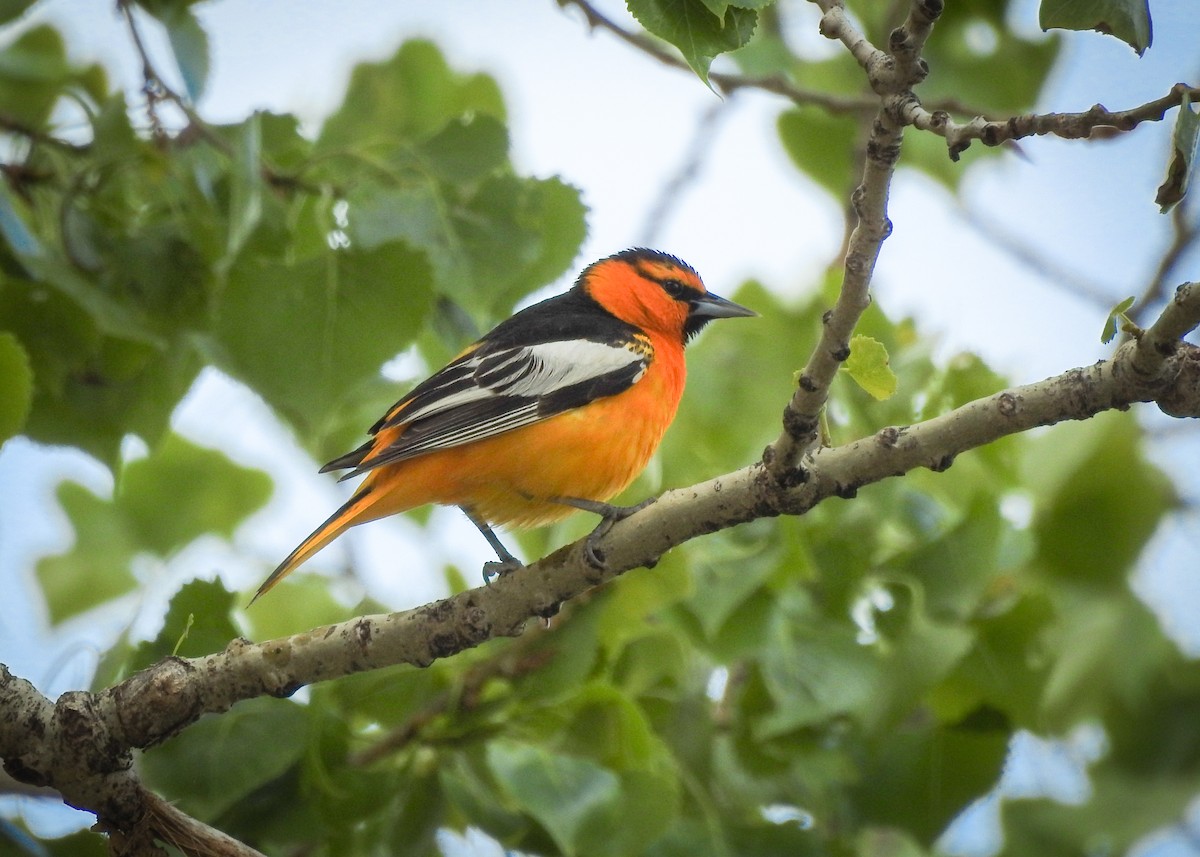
[579,248,756,343]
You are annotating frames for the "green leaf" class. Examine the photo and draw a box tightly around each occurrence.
[1039,0,1152,55]
[35,480,140,624]
[118,432,273,554]
[854,718,1009,842]
[1038,589,1176,726]
[0,183,163,347]
[243,574,355,640]
[627,0,758,82]
[0,179,45,258]
[0,331,32,442]
[922,7,1059,116]
[1025,412,1174,587]
[128,578,240,671]
[1100,295,1135,343]
[487,741,621,854]
[755,592,882,736]
[317,40,505,154]
[1156,93,1199,213]
[777,107,859,200]
[843,335,898,400]
[222,113,264,269]
[35,433,271,623]
[418,113,509,183]
[0,25,70,128]
[160,4,210,101]
[215,240,435,449]
[343,175,585,325]
[0,0,35,25]
[139,696,311,820]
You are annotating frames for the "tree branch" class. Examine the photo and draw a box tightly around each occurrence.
[904,82,1200,161]
[561,0,878,114]
[763,0,938,474]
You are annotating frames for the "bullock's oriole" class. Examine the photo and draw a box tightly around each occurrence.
[253,248,754,601]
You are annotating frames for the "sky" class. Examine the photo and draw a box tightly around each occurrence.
[1,0,1199,848]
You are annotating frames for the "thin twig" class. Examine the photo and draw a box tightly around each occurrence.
[904,83,1200,161]
[562,0,877,114]
[118,0,227,149]
[1134,202,1200,326]
[958,204,1118,309]
[638,98,735,246]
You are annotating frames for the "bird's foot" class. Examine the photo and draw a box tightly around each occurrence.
[550,496,656,569]
[482,556,524,585]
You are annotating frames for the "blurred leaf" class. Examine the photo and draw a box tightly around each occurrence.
[419,113,509,183]
[922,6,1058,115]
[215,240,435,449]
[755,592,882,736]
[241,574,354,639]
[485,741,632,856]
[777,105,861,199]
[139,696,310,820]
[221,113,264,269]
[0,0,35,25]
[0,25,70,127]
[35,479,139,624]
[35,433,271,623]
[128,578,239,671]
[19,828,105,857]
[0,331,32,442]
[855,719,1008,843]
[1100,295,1135,343]
[1000,765,1196,857]
[1156,93,1199,212]
[1039,589,1177,727]
[856,826,931,857]
[843,335,898,401]
[1024,412,1175,586]
[160,4,210,101]
[453,174,587,315]
[317,40,504,154]
[0,180,45,258]
[628,0,758,81]
[0,183,163,346]
[124,433,273,551]
[1039,0,1152,55]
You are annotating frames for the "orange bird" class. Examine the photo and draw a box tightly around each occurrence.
[253,248,754,601]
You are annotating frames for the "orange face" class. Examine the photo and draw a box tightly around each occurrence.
[582,253,708,341]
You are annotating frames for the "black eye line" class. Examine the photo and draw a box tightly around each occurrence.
[635,263,700,302]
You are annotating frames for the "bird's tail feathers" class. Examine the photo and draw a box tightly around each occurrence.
[250,484,379,604]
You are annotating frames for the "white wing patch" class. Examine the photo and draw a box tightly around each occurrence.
[401,339,646,424]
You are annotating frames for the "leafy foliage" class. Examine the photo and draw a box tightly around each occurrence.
[0,1,1193,856]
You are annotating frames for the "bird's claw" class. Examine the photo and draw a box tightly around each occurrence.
[565,496,656,570]
[482,557,524,585]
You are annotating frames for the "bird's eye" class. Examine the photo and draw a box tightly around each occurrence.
[662,279,687,299]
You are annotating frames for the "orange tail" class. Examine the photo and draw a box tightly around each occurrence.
[251,484,382,604]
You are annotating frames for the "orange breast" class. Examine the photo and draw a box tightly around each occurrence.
[359,333,687,527]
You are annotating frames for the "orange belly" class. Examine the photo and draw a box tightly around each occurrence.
[361,345,685,527]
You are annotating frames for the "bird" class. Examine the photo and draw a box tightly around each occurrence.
[252,248,755,602]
